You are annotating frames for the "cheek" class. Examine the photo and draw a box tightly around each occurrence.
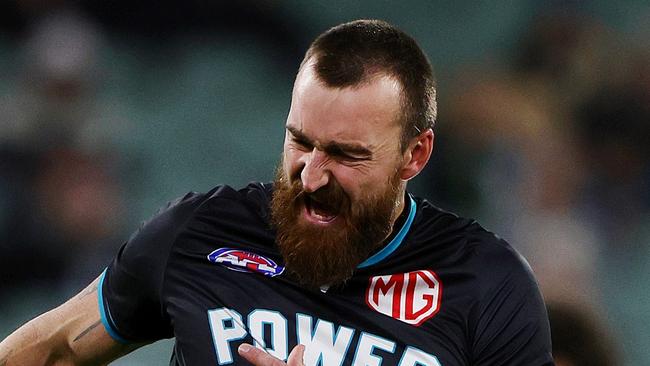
[330,166,375,200]
[333,163,400,199]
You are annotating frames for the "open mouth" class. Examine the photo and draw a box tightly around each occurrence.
[303,195,339,224]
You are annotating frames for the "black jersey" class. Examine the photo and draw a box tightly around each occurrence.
[99,182,553,366]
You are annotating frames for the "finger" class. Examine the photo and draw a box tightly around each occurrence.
[238,343,285,366]
[287,344,305,366]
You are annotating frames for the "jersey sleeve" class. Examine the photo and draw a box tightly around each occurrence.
[471,239,554,366]
[98,191,207,343]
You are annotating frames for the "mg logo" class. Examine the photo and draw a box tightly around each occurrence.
[365,270,442,326]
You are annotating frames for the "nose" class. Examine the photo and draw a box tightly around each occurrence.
[300,149,330,193]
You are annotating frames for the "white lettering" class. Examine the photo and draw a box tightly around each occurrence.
[352,332,396,366]
[248,310,288,360]
[398,346,441,366]
[207,308,247,365]
[216,254,240,265]
[206,308,441,366]
[296,313,355,366]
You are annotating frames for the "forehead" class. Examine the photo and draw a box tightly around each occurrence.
[287,65,402,149]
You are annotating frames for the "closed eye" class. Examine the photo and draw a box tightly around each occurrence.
[328,149,366,162]
[324,144,370,162]
[286,125,372,160]
[292,137,313,150]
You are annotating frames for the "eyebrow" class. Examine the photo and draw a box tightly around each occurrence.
[286,125,373,157]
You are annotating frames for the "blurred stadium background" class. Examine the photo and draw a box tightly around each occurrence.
[1,1,648,365]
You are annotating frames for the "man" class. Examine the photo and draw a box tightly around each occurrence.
[0,20,553,365]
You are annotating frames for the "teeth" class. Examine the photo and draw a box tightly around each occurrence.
[309,206,336,222]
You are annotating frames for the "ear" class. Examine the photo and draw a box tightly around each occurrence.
[399,129,434,181]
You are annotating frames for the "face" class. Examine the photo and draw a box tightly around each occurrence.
[271,63,408,288]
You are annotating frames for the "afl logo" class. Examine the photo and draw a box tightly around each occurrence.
[207,248,285,277]
[365,270,442,326]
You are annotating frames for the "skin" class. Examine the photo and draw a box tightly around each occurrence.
[0,61,433,366]
[243,62,434,366]
[283,60,433,230]
[239,344,306,366]
[0,276,143,365]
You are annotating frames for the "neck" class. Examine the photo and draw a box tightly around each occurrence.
[392,189,407,224]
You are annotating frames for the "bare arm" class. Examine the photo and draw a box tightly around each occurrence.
[0,276,144,366]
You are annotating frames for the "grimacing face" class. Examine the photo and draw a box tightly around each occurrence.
[282,63,406,219]
[270,62,433,288]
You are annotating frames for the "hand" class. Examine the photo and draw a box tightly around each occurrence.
[238,343,305,366]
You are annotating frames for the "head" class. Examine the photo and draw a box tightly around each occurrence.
[271,19,436,288]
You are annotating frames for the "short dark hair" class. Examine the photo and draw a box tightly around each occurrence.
[302,19,437,151]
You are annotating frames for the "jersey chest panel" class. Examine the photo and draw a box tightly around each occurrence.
[162,233,469,366]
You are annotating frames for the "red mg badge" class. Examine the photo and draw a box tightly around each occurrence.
[365,270,442,326]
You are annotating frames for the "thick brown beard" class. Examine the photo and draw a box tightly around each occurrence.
[270,164,401,289]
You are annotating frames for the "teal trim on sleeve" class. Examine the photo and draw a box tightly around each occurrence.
[98,268,130,344]
[357,195,416,269]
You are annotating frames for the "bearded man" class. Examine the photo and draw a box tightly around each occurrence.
[0,20,553,366]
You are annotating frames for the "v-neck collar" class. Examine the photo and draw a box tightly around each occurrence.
[357,194,416,269]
